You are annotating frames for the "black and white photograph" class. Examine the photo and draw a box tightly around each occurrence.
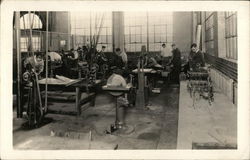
[0,1,249,160]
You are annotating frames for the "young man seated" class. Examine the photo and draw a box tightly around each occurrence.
[143,53,163,70]
[108,48,127,76]
[96,46,108,64]
[115,48,128,68]
[24,52,44,76]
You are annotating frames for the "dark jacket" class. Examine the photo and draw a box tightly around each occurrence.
[110,52,124,69]
[189,50,205,69]
[171,48,181,67]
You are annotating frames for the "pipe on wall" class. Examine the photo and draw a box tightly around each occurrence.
[15,11,23,118]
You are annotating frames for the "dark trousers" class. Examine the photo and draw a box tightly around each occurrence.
[183,62,190,74]
[170,65,181,84]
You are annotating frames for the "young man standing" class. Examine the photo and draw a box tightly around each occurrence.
[170,43,182,84]
[160,43,172,64]
[189,43,205,71]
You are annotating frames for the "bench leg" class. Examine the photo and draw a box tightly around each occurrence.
[90,94,96,107]
[75,87,81,115]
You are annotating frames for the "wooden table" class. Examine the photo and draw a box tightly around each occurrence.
[39,78,102,116]
[68,79,102,115]
[132,68,157,74]
[102,85,131,92]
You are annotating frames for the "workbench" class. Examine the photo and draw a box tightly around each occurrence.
[39,78,102,116]
[132,68,170,88]
[132,68,157,74]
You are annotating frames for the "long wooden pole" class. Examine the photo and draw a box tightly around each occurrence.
[29,11,43,111]
[15,11,22,118]
[67,12,71,50]
[146,12,149,52]
[95,13,105,47]
[112,12,115,53]
[94,12,97,45]
[28,12,34,57]
[45,11,49,112]
[89,12,92,47]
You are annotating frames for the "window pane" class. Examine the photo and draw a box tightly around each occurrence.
[225,12,237,59]
[136,35,141,43]
[205,12,215,55]
[20,13,42,29]
[71,11,112,50]
[124,12,173,52]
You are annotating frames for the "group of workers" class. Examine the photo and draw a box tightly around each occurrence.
[159,42,205,84]
[23,42,205,84]
[138,42,205,84]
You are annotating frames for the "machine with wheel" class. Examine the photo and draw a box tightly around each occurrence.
[23,67,45,127]
[102,73,134,134]
[187,66,214,107]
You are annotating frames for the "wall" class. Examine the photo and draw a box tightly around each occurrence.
[194,11,238,104]
[173,12,192,57]
[49,12,71,51]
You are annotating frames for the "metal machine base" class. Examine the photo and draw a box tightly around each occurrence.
[107,124,134,135]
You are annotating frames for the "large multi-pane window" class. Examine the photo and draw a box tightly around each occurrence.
[148,12,173,52]
[205,12,215,55]
[124,12,147,52]
[71,12,173,53]
[225,12,237,60]
[20,13,43,52]
[124,12,173,52]
[71,12,112,52]
[20,36,41,52]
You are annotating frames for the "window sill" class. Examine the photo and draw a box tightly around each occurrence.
[221,57,237,64]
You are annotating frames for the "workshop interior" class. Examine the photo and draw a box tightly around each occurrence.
[12,11,237,150]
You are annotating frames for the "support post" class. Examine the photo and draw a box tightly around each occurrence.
[115,97,125,128]
[192,12,197,43]
[196,25,202,49]
[112,12,125,52]
[75,87,81,115]
[135,46,146,108]
[15,11,22,118]
[45,11,49,112]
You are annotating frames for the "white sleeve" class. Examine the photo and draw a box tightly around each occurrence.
[55,52,62,61]
[123,52,128,63]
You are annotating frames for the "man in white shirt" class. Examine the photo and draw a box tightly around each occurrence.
[160,43,172,64]
[48,51,62,62]
[160,44,171,57]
